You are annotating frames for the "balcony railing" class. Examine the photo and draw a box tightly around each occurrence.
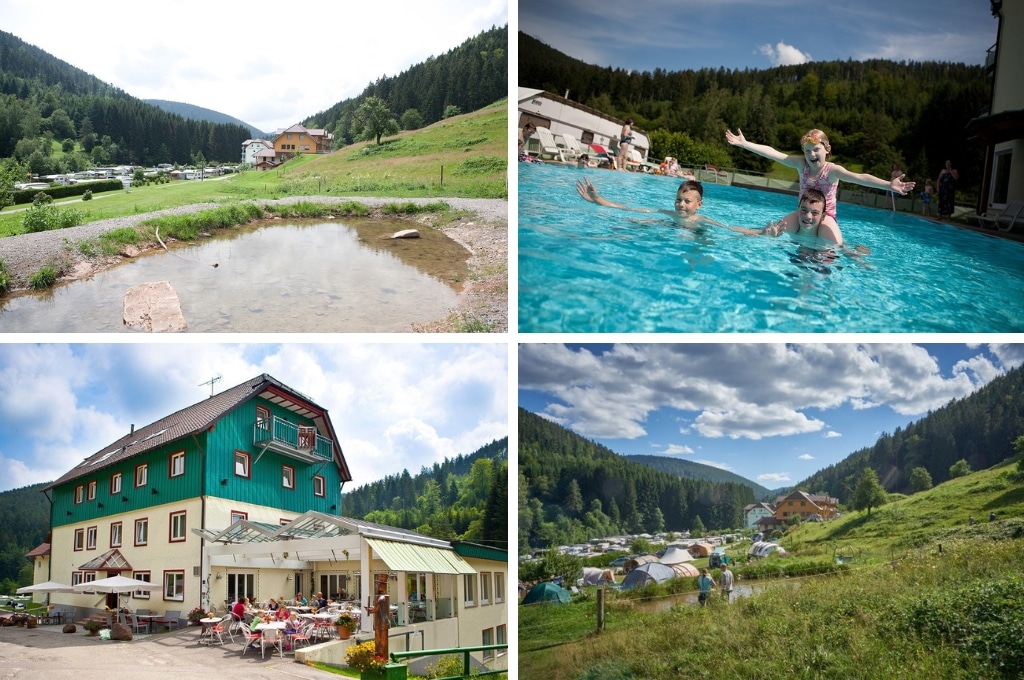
[254,416,333,461]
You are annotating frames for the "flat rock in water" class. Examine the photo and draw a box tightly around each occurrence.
[123,281,187,332]
[391,229,420,239]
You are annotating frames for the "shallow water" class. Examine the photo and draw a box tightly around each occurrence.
[0,218,465,332]
[519,163,1024,332]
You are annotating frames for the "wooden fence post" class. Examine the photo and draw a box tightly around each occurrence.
[596,587,605,633]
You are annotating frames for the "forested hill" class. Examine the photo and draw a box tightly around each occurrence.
[0,482,50,594]
[519,31,989,203]
[342,438,508,550]
[795,366,1024,502]
[626,454,772,499]
[0,30,251,166]
[519,408,754,552]
[144,99,265,139]
[304,25,507,146]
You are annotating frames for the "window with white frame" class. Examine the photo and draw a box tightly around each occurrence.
[110,522,122,547]
[133,571,152,598]
[234,451,250,478]
[313,475,326,497]
[230,511,248,524]
[135,518,148,546]
[481,572,492,605]
[71,571,83,586]
[497,624,507,656]
[110,472,122,495]
[86,526,97,550]
[74,485,84,504]
[169,451,185,478]
[73,528,85,551]
[87,480,97,500]
[464,573,478,607]
[282,465,295,490]
[169,511,186,542]
[135,463,148,488]
[163,570,184,601]
[495,572,504,603]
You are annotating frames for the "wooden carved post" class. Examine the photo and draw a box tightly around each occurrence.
[365,572,390,661]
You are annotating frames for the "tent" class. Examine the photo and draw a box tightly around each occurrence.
[620,562,678,590]
[16,581,75,594]
[668,563,700,578]
[624,554,658,572]
[748,541,788,558]
[521,582,571,605]
[689,542,715,557]
[580,567,615,586]
[659,545,695,565]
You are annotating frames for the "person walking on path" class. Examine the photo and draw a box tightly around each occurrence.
[697,568,716,607]
[719,564,735,602]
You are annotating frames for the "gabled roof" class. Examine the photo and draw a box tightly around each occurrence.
[48,374,350,490]
[25,542,50,558]
[78,548,132,572]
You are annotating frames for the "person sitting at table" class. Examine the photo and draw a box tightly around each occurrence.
[275,606,290,621]
[231,597,246,623]
[268,598,280,611]
[314,592,328,608]
[249,610,264,632]
[295,592,308,606]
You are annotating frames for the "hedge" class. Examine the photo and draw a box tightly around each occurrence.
[11,180,124,205]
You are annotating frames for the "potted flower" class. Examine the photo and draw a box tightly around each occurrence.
[345,641,388,678]
[334,612,357,639]
[187,606,206,626]
[83,619,104,636]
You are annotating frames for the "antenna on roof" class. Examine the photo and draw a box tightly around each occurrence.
[199,375,223,396]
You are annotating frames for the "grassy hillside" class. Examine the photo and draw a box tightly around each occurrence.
[521,460,1024,679]
[0,102,507,238]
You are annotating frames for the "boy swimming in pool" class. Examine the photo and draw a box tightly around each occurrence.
[575,177,724,228]
[730,188,870,257]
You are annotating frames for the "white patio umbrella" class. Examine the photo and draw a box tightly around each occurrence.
[74,575,162,619]
[16,581,75,594]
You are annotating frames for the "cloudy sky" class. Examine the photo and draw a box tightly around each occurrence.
[520,0,997,73]
[519,343,1024,488]
[1,0,508,133]
[0,343,508,493]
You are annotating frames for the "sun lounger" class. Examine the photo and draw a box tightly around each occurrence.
[977,201,1024,232]
[533,127,567,162]
[555,133,583,162]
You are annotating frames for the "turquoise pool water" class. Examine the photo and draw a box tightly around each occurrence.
[518,163,1024,333]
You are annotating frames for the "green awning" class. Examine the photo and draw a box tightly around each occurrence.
[365,538,476,575]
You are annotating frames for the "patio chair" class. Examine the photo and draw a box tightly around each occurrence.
[240,626,262,657]
[289,621,314,650]
[555,133,582,162]
[210,613,233,644]
[977,201,1024,232]
[153,609,181,630]
[127,612,150,635]
[260,627,284,659]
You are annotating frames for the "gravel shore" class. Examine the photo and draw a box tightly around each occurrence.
[0,196,508,332]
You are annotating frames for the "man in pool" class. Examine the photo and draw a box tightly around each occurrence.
[729,188,869,257]
[575,176,724,228]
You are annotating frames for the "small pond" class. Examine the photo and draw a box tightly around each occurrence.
[0,218,467,332]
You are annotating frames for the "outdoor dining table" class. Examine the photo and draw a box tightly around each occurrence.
[197,617,222,644]
[134,613,156,633]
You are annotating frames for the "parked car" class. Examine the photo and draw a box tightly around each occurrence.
[608,556,628,568]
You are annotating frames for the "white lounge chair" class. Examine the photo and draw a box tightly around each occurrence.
[977,201,1024,232]
[703,164,727,184]
[533,127,567,162]
[556,133,583,162]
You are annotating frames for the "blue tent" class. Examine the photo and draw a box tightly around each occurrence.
[620,562,677,590]
[521,581,571,605]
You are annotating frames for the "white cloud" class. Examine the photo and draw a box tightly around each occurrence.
[798,454,815,460]
[757,472,791,483]
[758,41,812,66]
[695,459,734,472]
[664,444,695,456]
[824,431,842,439]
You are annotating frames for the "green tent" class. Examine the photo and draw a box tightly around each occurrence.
[521,581,571,605]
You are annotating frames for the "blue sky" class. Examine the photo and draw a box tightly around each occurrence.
[0,343,508,493]
[1,0,507,133]
[519,343,1024,489]
[519,0,998,74]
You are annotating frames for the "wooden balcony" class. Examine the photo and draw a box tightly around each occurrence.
[253,416,333,462]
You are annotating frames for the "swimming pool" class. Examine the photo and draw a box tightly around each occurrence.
[518,163,1024,333]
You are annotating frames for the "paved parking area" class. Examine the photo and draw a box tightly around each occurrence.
[0,623,340,679]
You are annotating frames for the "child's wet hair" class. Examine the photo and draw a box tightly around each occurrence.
[799,188,826,206]
[800,129,831,154]
[678,180,704,197]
